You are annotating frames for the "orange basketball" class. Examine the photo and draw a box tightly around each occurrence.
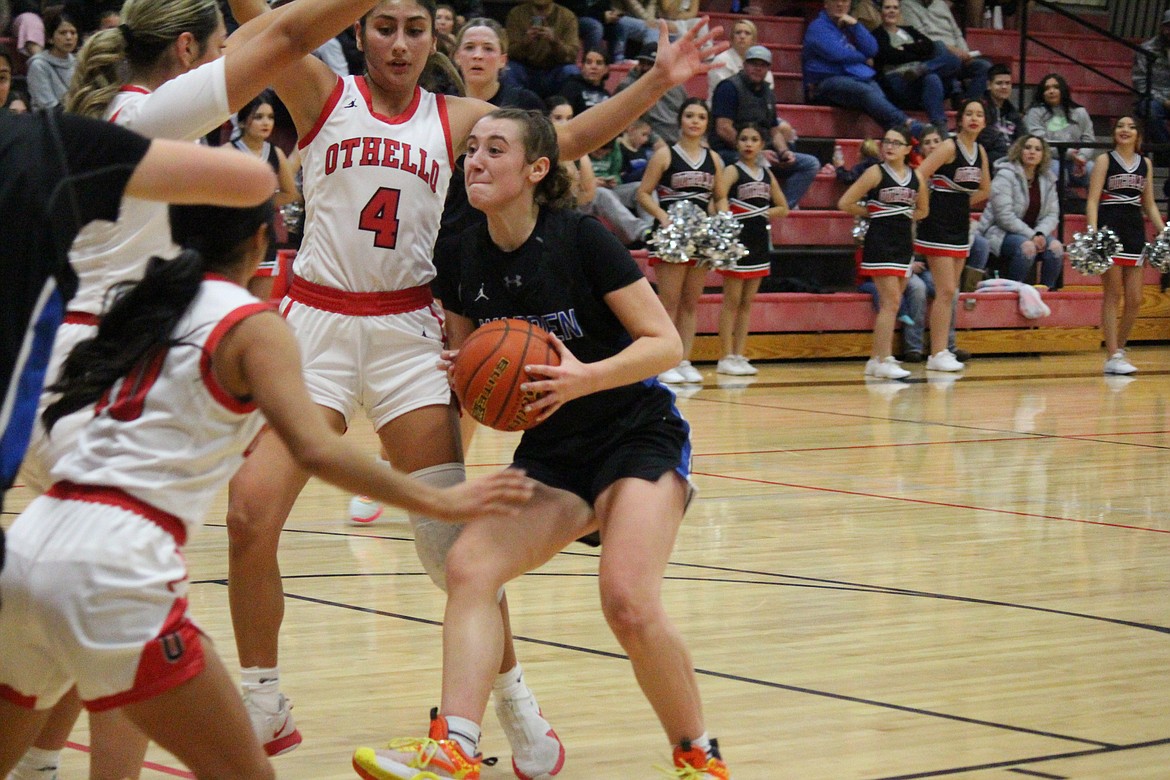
[452,319,560,432]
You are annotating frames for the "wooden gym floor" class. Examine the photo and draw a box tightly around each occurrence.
[5,347,1170,779]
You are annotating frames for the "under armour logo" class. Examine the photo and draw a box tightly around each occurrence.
[343,98,357,108]
[474,284,489,302]
[504,275,522,289]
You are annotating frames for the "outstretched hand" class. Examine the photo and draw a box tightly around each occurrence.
[650,17,729,87]
[435,469,536,522]
[518,331,596,423]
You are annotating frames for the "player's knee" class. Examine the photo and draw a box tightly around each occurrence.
[599,578,658,642]
[408,463,468,592]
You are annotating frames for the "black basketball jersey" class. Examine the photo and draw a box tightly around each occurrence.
[656,144,717,209]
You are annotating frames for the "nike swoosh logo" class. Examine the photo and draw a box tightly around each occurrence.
[273,715,290,739]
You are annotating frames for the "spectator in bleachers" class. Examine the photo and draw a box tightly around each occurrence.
[706,18,773,101]
[873,0,958,131]
[851,0,881,30]
[453,18,543,109]
[26,11,79,111]
[505,0,582,97]
[557,48,611,116]
[714,44,820,207]
[434,4,458,57]
[609,0,661,62]
[618,118,654,181]
[898,0,991,102]
[836,136,880,182]
[978,62,1022,165]
[0,44,12,107]
[617,50,687,146]
[977,134,1062,288]
[1133,10,1170,153]
[8,0,42,57]
[803,0,921,137]
[656,0,702,38]
[1023,72,1095,186]
[6,90,26,112]
[449,0,484,29]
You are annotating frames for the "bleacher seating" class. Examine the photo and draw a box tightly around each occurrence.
[614,3,1169,361]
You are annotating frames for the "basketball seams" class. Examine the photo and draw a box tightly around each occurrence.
[452,319,560,432]
[454,320,511,420]
[488,320,532,431]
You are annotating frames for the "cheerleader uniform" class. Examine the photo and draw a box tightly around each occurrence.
[861,163,919,277]
[649,144,717,267]
[1096,150,1150,267]
[915,138,984,258]
[719,161,775,279]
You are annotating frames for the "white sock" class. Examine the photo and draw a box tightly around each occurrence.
[493,662,530,701]
[9,747,60,779]
[241,665,281,711]
[444,715,481,757]
[689,732,712,755]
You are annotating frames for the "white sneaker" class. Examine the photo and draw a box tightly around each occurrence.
[873,356,911,379]
[717,356,752,376]
[348,495,384,525]
[734,355,758,375]
[1104,350,1137,375]
[677,360,703,383]
[494,692,566,779]
[864,357,880,376]
[658,366,685,383]
[243,691,302,756]
[926,350,964,372]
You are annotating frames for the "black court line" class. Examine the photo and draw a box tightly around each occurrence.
[190,582,1113,751]
[1006,768,1068,778]
[872,737,1170,780]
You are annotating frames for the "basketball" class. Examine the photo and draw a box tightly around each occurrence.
[452,319,560,432]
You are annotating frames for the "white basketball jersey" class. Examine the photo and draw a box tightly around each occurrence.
[296,78,454,292]
[67,59,231,315]
[52,277,270,532]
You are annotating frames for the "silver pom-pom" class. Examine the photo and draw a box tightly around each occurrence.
[852,218,869,245]
[1068,226,1117,275]
[647,200,707,264]
[1143,225,1170,272]
[281,201,304,234]
[696,211,749,270]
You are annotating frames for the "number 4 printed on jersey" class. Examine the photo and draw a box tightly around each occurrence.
[359,187,402,249]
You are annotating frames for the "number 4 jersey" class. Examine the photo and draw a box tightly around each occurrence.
[296,77,455,293]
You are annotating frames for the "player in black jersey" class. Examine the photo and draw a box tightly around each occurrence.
[362,108,731,780]
[916,99,990,373]
[1086,116,1166,375]
[839,125,929,379]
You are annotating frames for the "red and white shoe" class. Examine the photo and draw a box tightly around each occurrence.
[349,495,384,525]
[243,691,302,756]
[494,690,564,779]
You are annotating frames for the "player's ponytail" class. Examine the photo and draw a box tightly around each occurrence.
[45,200,274,431]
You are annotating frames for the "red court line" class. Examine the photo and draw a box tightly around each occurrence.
[693,471,1170,535]
[65,741,195,778]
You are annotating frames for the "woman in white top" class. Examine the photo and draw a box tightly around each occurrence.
[705,18,772,100]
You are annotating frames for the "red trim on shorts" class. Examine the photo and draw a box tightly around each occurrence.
[45,482,188,546]
[647,257,699,268]
[717,267,770,279]
[299,77,345,149]
[64,311,101,326]
[0,683,38,709]
[436,93,455,170]
[913,243,968,258]
[861,266,913,277]
[1112,254,1142,267]
[200,302,271,413]
[358,78,422,125]
[84,600,205,713]
[288,276,434,315]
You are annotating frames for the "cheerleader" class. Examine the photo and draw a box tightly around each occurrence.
[916,99,991,372]
[1086,115,1166,375]
[637,97,723,384]
[713,123,787,376]
[839,125,929,379]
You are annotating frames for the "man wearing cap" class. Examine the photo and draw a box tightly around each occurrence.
[617,50,689,146]
[802,0,918,133]
[706,18,774,101]
[711,44,820,206]
[1134,10,1170,151]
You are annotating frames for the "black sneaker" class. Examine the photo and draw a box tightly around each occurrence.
[902,351,925,363]
[952,348,971,363]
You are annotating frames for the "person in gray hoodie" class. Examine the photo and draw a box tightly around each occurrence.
[977,134,1063,287]
[25,12,78,110]
[1023,72,1095,186]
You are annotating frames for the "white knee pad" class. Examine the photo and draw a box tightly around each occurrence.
[408,462,467,592]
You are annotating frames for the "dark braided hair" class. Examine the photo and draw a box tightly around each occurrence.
[44,200,274,431]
